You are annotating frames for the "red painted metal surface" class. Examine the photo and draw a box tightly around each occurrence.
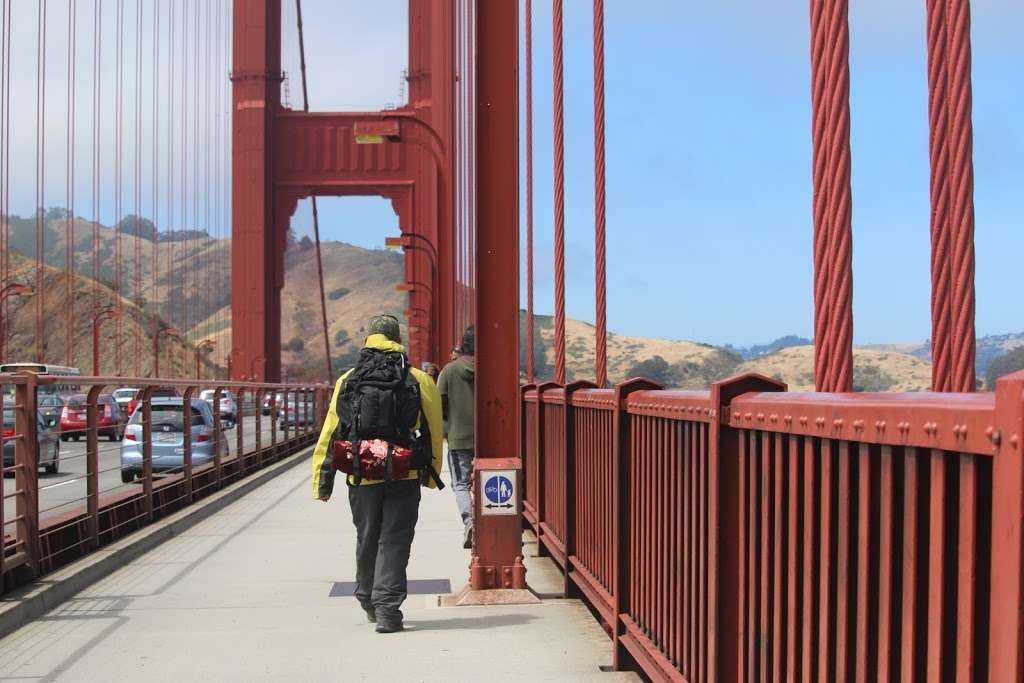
[522,372,1021,681]
[467,0,521,591]
[592,0,608,389]
[524,0,535,383]
[551,0,567,385]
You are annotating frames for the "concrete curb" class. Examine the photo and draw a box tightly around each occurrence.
[0,444,314,640]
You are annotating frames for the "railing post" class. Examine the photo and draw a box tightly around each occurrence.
[255,389,264,466]
[85,385,104,548]
[534,381,560,555]
[563,379,597,598]
[212,386,223,487]
[236,387,245,473]
[990,370,1024,681]
[14,373,40,577]
[140,387,154,523]
[520,383,536,529]
[611,377,661,672]
[710,372,786,681]
[182,387,196,503]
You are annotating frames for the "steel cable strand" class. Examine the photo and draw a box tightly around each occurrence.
[525,0,535,382]
[1,1,8,359]
[808,0,833,391]
[945,0,976,392]
[294,0,332,382]
[35,0,47,362]
[593,0,607,388]
[115,0,123,376]
[66,0,77,366]
[822,0,854,392]
[134,0,143,376]
[925,0,952,391]
[552,0,567,385]
[151,0,160,378]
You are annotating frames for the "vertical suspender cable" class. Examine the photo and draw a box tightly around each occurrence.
[822,0,854,392]
[133,0,141,375]
[294,0,333,383]
[66,0,77,366]
[551,0,567,385]
[0,1,8,360]
[167,0,175,368]
[35,0,47,362]
[592,0,607,388]
[91,0,101,373]
[467,0,476,331]
[151,0,160,376]
[115,0,123,375]
[945,0,976,392]
[926,0,951,391]
[453,0,463,344]
[809,0,832,391]
[179,0,188,340]
[192,0,199,353]
[524,0,535,383]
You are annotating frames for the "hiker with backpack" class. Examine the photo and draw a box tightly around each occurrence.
[437,326,475,549]
[311,315,444,634]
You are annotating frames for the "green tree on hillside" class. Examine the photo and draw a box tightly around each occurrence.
[625,356,674,385]
[986,346,1024,389]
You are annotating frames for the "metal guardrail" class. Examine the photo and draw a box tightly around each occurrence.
[1,373,329,593]
[522,371,1024,682]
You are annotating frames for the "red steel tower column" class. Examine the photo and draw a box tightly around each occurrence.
[459,0,530,600]
[231,0,282,381]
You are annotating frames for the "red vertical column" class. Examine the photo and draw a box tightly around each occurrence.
[551,0,567,385]
[467,0,523,592]
[231,0,281,381]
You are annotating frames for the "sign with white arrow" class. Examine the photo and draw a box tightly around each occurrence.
[480,470,517,515]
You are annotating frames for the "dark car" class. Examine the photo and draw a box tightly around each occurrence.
[60,394,126,442]
[3,405,61,474]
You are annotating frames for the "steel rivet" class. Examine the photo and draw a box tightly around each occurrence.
[799,416,808,426]
[1012,434,1020,448]
[833,418,844,428]
[769,413,778,423]
[992,430,1002,446]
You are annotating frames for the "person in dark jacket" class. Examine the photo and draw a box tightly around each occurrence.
[437,326,475,548]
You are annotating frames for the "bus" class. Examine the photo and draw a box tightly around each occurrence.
[0,363,82,397]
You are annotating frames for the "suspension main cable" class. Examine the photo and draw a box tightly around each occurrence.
[294,0,333,382]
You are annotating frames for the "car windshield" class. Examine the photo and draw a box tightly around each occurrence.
[66,395,87,410]
[129,404,206,431]
[114,389,136,400]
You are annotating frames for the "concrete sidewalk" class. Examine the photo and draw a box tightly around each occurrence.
[0,455,636,682]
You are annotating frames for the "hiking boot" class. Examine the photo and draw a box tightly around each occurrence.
[375,620,404,634]
[463,526,473,550]
[364,608,377,623]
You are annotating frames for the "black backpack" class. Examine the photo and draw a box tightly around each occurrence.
[332,348,444,488]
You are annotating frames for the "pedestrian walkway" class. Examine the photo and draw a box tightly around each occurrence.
[0,452,637,682]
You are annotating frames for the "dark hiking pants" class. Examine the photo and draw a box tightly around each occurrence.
[348,479,421,624]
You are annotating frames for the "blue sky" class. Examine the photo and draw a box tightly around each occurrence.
[289,0,1022,346]
[6,1,1022,346]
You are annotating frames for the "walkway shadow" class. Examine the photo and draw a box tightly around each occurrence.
[406,613,537,631]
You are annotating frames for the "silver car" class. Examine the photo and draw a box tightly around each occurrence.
[277,397,315,431]
[119,398,228,483]
[199,389,238,426]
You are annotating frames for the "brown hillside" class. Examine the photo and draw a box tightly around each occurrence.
[737,345,932,391]
[2,252,214,378]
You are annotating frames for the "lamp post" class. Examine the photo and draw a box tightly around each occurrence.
[0,283,34,361]
[92,305,122,375]
[386,234,439,361]
[227,347,241,381]
[196,339,216,380]
[250,356,266,382]
[153,324,177,378]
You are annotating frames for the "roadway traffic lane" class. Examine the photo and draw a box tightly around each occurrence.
[2,414,317,528]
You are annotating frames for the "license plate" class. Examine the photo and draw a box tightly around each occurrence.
[156,433,178,443]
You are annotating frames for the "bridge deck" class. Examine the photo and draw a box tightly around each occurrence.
[0,454,635,682]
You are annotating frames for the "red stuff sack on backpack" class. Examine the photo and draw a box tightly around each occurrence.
[330,438,413,482]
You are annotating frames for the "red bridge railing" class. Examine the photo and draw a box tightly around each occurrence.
[522,370,1024,682]
[1,373,329,594]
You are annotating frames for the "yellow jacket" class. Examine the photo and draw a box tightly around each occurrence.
[311,334,444,499]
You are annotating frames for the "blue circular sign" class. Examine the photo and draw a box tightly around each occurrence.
[484,475,513,505]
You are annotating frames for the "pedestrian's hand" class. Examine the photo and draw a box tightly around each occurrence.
[318,495,330,502]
